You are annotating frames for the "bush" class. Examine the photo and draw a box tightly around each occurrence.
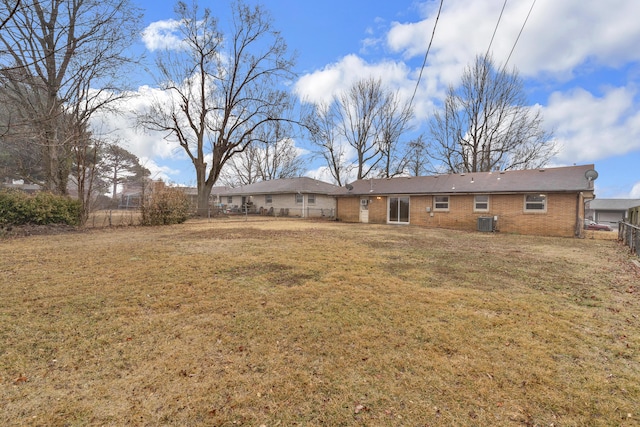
[0,190,82,226]
[140,186,190,226]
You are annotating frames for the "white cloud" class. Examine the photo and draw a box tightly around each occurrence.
[294,54,419,103]
[543,86,640,163]
[90,86,182,161]
[304,165,359,186]
[630,182,640,198]
[141,19,185,51]
[138,157,181,183]
[387,0,640,81]
[293,54,438,122]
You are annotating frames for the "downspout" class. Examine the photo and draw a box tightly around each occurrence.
[576,192,583,238]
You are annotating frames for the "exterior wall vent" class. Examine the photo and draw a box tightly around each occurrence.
[477,216,494,232]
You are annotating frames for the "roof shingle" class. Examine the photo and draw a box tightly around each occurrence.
[333,164,597,196]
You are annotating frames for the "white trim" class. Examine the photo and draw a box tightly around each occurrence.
[474,195,489,212]
[387,196,410,224]
[524,194,547,213]
[434,195,449,211]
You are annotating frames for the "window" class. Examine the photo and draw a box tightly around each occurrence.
[265,195,272,204]
[308,194,316,204]
[295,193,303,204]
[474,195,489,212]
[525,194,547,212]
[227,196,233,204]
[434,195,449,211]
[388,196,410,223]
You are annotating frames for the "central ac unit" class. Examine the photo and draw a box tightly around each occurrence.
[477,216,494,232]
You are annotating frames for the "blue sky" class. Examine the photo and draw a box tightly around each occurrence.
[99,0,640,198]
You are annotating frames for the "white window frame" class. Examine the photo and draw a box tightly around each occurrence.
[388,196,410,224]
[308,194,316,204]
[295,193,303,204]
[524,194,547,212]
[265,195,272,204]
[227,196,233,204]
[434,195,449,211]
[474,195,489,212]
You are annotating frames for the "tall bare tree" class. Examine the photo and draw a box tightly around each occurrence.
[429,54,555,173]
[0,0,142,194]
[138,0,296,216]
[303,77,412,184]
[377,89,413,178]
[302,101,351,186]
[340,77,386,180]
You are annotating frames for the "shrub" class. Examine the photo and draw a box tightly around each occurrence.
[0,190,82,226]
[140,186,190,226]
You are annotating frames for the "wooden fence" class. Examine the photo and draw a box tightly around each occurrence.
[618,222,640,257]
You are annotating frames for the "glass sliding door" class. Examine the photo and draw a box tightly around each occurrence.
[388,196,410,224]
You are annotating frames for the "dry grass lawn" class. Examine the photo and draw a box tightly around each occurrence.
[1,218,639,426]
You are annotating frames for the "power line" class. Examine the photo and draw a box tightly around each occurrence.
[503,0,537,71]
[486,0,508,58]
[409,0,444,109]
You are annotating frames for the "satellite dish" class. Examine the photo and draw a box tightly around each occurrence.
[585,169,599,181]
[345,183,353,191]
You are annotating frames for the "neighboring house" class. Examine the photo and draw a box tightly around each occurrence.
[332,164,598,237]
[0,182,41,194]
[585,198,640,229]
[219,177,340,218]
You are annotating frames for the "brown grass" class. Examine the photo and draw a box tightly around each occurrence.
[86,209,141,228]
[1,217,639,426]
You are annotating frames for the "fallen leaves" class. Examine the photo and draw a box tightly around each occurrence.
[13,375,28,384]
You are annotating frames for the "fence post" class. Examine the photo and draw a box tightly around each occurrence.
[619,222,640,257]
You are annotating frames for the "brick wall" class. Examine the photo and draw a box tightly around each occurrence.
[338,192,585,237]
[336,197,360,222]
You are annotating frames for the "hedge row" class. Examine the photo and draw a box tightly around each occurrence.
[0,190,82,226]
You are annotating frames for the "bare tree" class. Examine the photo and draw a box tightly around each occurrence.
[377,89,413,178]
[404,135,430,176]
[303,77,412,184]
[71,128,103,224]
[0,85,44,182]
[429,54,555,173]
[340,77,386,180]
[0,0,142,194]
[219,144,262,186]
[220,133,304,186]
[138,0,296,216]
[302,101,351,186]
[0,0,20,32]
[254,117,305,181]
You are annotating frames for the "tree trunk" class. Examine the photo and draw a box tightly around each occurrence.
[195,161,213,217]
[196,184,213,217]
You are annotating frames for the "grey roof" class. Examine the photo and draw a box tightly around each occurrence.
[333,164,597,196]
[215,177,340,196]
[587,198,640,210]
[1,183,41,192]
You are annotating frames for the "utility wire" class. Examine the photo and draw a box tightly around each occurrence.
[502,0,537,72]
[409,0,444,110]
[486,0,508,58]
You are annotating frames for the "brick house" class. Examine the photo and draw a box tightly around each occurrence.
[333,164,597,237]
